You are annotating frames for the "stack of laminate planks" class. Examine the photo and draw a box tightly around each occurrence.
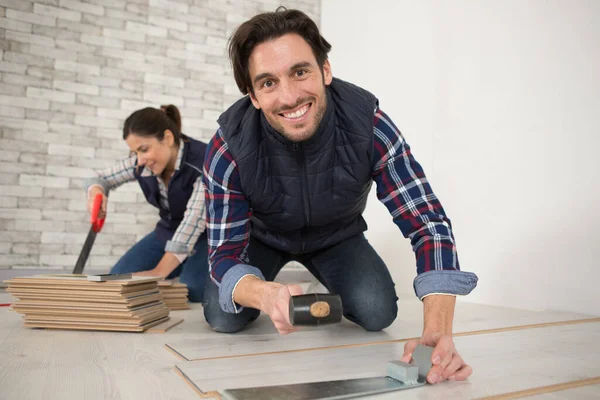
[5,274,170,332]
[157,280,190,310]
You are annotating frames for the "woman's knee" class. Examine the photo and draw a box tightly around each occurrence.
[110,232,163,274]
[186,284,205,303]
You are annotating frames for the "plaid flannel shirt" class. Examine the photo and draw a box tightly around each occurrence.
[203,107,478,313]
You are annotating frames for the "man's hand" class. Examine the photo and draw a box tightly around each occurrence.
[262,284,304,335]
[401,333,472,383]
[233,276,304,335]
[400,294,472,384]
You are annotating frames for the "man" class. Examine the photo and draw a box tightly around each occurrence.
[202,8,478,384]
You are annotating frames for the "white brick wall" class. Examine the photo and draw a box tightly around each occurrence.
[5,9,56,27]
[0,0,321,273]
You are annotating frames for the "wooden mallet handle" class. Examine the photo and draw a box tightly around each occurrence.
[289,293,342,326]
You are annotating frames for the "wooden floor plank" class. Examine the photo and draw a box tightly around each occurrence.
[523,383,600,399]
[166,297,596,361]
[147,318,185,333]
[96,326,199,400]
[477,377,600,399]
[0,291,15,305]
[2,292,597,400]
[0,294,21,347]
[0,311,196,400]
[0,323,73,399]
[175,322,600,399]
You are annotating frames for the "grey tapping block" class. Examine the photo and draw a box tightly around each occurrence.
[387,361,419,384]
[412,344,434,381]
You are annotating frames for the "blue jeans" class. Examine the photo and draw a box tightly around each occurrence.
[111,231,209,302]
[203,234,399,333]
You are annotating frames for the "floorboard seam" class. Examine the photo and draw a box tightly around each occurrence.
[477,376,600,399]
[175,317,600,362]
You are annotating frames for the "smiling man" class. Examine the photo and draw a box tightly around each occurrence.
[201,8,479,384]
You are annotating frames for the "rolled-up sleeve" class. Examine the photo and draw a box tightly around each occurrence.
[371,108,478,299]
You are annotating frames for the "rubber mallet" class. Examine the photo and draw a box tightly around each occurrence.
[289,293,343,326]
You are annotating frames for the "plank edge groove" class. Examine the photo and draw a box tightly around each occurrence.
[181,317,600,362]
[166,344,190,361]
[477,376,600,399]
[174,366,221,399]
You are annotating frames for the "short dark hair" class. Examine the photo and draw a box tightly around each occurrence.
[228,7,332,95]
[122,104,182,145]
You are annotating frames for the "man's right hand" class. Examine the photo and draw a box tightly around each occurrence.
[233,275,304,335]
[262,283,304,335]
[87,186,108,219]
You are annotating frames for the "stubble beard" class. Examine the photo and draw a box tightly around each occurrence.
[269,91,327,143]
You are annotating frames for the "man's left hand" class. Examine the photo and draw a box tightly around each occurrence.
[400,332,472,384]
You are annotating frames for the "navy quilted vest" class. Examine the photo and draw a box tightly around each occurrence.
[218,78,378,254]
[135,135,207,242]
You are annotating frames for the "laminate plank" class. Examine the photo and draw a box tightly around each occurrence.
[96,328,199,400]
[522,383,600,399]
[0,324,100,399]
[6,282,158,293]
[8,287,160,298]
[476,378,600,399]
[11,292,163,305]
[0,306,22,346]
[0,291,15,304]
[0,292,21,348]
[147,318,185,333]
[13,302,166,316]
[0,318,197,400]
[167,297,596,361]
[13,299,163,310]
[5,275,159,286]
[175,322,600,399]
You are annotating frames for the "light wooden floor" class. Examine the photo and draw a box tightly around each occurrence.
[1,290,599,400]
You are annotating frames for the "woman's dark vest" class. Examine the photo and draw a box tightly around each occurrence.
[134,135,207,242]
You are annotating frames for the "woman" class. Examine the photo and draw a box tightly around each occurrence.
[84,105,208,302]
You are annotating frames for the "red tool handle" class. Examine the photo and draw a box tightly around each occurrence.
[91,193,105,233]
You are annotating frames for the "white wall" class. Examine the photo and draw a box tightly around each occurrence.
[322,0,600,316]
[322,1,437,298]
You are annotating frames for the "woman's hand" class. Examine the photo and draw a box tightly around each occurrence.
[87,186,108,219]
